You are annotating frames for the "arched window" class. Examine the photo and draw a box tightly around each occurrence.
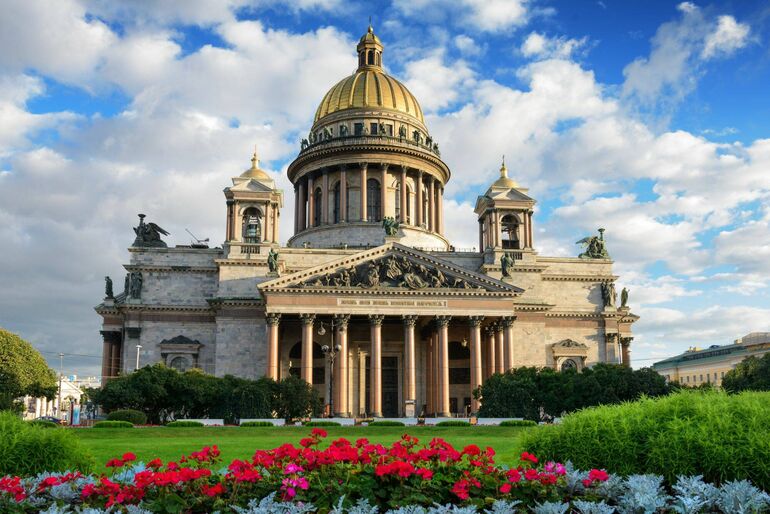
[367,178,381,221]
[313,188,322,226]
[333,182,341,223]
[501,214,521,249]
[367,50,375,65]
[560,359,577,372]
[242,207,262,243]
[169,356,188,372]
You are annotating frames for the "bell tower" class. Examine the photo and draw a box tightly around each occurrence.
[475,157,536,257]
[223,150,283,258]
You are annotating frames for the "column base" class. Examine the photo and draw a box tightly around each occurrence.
[404,399,416,418]
[334,412,351,418]
[370,412,382,418]
[437,412,452,417]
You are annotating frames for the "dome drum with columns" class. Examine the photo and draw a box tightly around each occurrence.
[96,25,638,419]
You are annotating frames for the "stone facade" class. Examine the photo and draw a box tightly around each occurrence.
[96,26,637,417]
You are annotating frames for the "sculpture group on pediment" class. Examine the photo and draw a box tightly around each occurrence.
[294,254,481,291]
[577,228,610,259]
[382,216,400,236]
[124,271,143,299]
[132,214,169,248]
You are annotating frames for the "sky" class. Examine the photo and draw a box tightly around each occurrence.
[1,0,769,378]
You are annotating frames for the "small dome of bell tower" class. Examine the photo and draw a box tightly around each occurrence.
[357,22,384,70]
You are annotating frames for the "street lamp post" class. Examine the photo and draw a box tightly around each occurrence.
[57,353,64,419]
[135,344,142,371]
[318,320,341,418]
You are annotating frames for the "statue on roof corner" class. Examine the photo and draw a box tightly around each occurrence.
[132,214,170,248]
[382,216,400,236]
[576,228,610,259]
[267,248,279,274]
[500,252,514,278]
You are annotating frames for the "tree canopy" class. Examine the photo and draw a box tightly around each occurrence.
[0,328,57,411]
[722,353,770,393]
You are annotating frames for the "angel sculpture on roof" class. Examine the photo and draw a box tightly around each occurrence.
[576,228,610,259]
[132,214,170,248]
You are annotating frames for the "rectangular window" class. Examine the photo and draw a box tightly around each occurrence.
[370,122,378,135]
[700,374,703,382]
[721,371,725,378]
[385,124,393,136]
[686,376,690,383]
[449,368,470,384]
[354,123,364,136]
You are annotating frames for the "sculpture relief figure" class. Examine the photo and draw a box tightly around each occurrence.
[124,273,130,295]
[382,216,400,236]
[128,272,143,299]
[500,252,514,278]
[621,287,629,308]
[364,262,380,288]
[401,271,428,290]
[132,214,170,248]
[412,130,422,144]
[300,138,308,150]
[384,255,402,281]
[433,142,440,156]
[425,135,433,147]
[601,282,616,308]
[398,125,407,139]
[363,124,369,135]
[323,127,333,140]
[431,268,447,288]
[267,248,279,274]
[378,122,387,136]
[340,125,348,137]
[104,276,114,299]
[576,228,610,259]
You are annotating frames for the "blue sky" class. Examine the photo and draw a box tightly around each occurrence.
[1,0,769,377]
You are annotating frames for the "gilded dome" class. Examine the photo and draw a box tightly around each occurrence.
[491,157,519,189]
[313,25,425,125]
[240,150,271,182]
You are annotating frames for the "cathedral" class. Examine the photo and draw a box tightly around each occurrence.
[96,26,637,418]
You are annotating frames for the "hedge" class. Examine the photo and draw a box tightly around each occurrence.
[0,411,93,475]
[367,420,405,427]
[106,409,147,425]
[499,419,538,427]
[303,421,341,427]
[93,421,133,429]
[435,420,470,427]
[165,420,205,427]
[521,390,770,489]
[240,421,274,427]
[26,419,58,429]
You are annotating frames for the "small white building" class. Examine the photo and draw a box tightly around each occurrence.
[23,375,100,422]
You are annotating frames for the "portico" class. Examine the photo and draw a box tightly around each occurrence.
[259,243,522,417]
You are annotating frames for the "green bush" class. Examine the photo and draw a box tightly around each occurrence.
[240,421,274,427]
[521,390,770,489]
[166,420,204,427]
[0,411,93,475]
[499,419,537,427]
[722,353,770,392]
[367,420,405,427]
[303,421,341,427]
[26,419,58,428]
[93,420,133,428]
[435,420,470,427]
[0,329,57,411]
[107,409,147,425]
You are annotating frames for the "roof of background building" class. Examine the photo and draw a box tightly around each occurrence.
[653,332,770,368]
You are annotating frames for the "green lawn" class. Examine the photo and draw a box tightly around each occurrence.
[73,426,531,470]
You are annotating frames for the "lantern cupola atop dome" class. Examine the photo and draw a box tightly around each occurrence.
[357,23,384,70]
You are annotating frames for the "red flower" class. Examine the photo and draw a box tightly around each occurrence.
[299,438,314,448]
[121,452,137,462]
[147,458,163,469]
[506,469,522,483]
[105,458,124,468]
[520,451,539,464]
[202,483,225,497]
[311,428,328,438]
[524,469,539,481]
[588,469,609,482]
[462,444,481,456]
[416,468,433,480]
[500,482,512,494]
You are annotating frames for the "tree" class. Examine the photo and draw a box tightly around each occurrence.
[0,328,57,412]
[722,354,770,393]
[273,375,322,422]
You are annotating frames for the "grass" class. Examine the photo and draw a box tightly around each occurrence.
[73,426,531,471]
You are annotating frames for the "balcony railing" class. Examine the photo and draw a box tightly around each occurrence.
[299,134,441,158]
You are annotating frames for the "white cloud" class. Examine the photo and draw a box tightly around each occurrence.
[521,32,588,60]
[402,51,476,112]
[393,0,530,32]
[702,15,751,59]
[454,35,484,57]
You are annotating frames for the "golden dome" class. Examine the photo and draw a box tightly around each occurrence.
[491,156,518,189]
[240,149,271,181]
[313,25,424,125]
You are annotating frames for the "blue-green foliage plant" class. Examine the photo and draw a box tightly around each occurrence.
[521,390,770,489]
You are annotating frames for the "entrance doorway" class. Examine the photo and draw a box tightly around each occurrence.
[364,356,401,417]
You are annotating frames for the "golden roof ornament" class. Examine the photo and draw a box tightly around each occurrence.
[492,155,518,189]
[240,145,271,181]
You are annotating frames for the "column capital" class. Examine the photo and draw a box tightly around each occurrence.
[266,313,281,325]
[380,162,390,171]
[300,313,316,325]
[434,315,451,327]
[369,314,385,326]
[359,161,368,170]
[606,332,619,342]
[402,315,418,327]
[484,325,496,336]
[493,322,503,333]
[468,316,485,327]
[620,336,633,346]
[400,164,408,172]
[334,314,351,329]
[417,169,424,177]
[501,315,516,327]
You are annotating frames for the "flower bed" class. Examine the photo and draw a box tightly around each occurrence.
[1,430,768,513]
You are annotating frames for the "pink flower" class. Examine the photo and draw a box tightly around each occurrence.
[284,463,304,474]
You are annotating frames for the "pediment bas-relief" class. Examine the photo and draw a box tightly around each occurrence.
[292,254,482,291]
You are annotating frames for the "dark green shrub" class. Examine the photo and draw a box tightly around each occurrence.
[240,421,274,427]
[435,420,470,427]
[0,329,57,411]
[166,420,204,427]
[499,419,537,427]
[275,375,322,422]
[0,411,93,475]
[26,419,58,428]
[521,390,770,489]
[368,420,405,427]
[303,421,341,427]
[723,353,770,392]
[93,420,133,428]
[107,409,147,425]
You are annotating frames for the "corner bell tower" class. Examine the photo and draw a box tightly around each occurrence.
[475,158,536,257]
[223,150,283,258]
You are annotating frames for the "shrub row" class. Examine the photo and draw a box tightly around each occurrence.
[499,419,537,427]
[435,420,470,427]
[367,420,405,427]
[521,390,770,489]
[165,420,204,428]
[240,421,274,427]
[106,409,147,425]
[303,421,341,427]
[93,421,133,429]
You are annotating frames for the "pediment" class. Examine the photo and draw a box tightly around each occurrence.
[553,339,587,349]
[260,243,523,295]
[228,177,277,193]
[487,188,534,202]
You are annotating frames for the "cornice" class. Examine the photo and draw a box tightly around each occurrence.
[124,265,218,274]
[545,310,604,319]
[541,274,619,282]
